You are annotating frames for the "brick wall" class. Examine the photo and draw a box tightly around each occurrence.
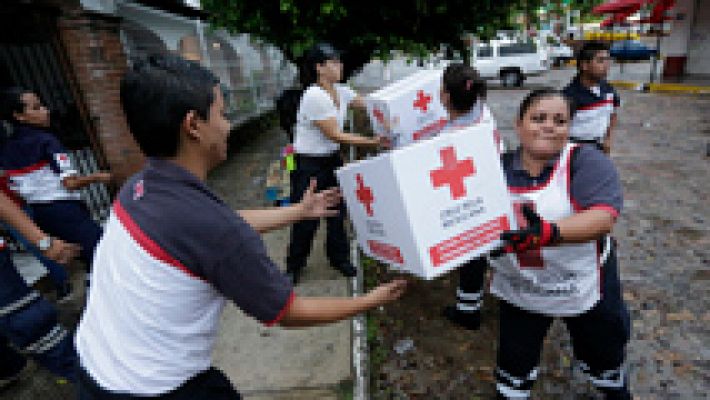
[57,8,144,186]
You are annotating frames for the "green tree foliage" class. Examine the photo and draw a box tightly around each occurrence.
[202,0,540,78]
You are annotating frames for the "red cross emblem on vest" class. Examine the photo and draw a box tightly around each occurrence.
[413,90,432,113]
[372,108,385,125]
[429,146,476,200]
[355,174,374,216]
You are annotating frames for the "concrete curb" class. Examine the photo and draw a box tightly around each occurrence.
[610,80,710,94]
[351,243,368,400]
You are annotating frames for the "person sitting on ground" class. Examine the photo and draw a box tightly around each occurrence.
[0,87,110,281]
[0,190,80,386]
[74,53,407,399]
[0,161,75,302]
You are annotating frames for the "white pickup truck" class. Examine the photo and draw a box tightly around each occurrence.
[471,40,549,87]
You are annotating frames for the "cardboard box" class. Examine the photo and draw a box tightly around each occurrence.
[366,70,449,148]
[336,120,516,279]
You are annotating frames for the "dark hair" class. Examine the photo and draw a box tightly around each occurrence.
[0,86,30,122]
[277,43,340,140]
[518,89,572,120]
[576,41,610,70]
[299,43,341,88]
[442,63,486,112]
[120,53,219,158]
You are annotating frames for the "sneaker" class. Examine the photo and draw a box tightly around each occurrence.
[0,358,31,389]
[55,282,75,304]
[332,261,357,278]
[442,305,482,331]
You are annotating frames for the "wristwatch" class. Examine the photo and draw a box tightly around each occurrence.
[37,236,53,251]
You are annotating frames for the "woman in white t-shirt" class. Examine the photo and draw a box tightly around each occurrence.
[285,43,387,284]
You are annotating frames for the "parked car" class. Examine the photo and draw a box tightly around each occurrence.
[471,39,549,87]
[547,42,574,67]
[610,40,657,61]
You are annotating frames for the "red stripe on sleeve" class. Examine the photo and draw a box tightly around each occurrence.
[264,290,296,327]
[5,160,50,176]
[113,199,202,280]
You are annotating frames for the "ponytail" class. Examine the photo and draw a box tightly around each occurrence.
[442,64,486,113]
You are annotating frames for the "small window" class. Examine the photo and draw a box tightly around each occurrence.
[477,46,492,58]
[499,42,537,56]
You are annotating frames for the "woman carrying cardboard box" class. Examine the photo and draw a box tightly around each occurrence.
[436,63,502,331]
[491,89,631,400]
[284,43,388,284]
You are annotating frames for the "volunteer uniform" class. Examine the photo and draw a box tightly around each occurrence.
[0,237,77,381]
[563,76,621,150]
[75,158,294,399]
[489,143,631,399]
[287,83,357,274]
[0,169,69,293]
[0,123,101,265]
[440,101,503,323]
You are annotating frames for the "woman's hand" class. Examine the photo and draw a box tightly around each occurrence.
[298,178,342,219]
[499,204,561,253]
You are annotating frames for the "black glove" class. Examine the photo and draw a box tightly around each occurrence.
[498,204,561,254]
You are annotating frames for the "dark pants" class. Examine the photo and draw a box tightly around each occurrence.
[31,200,102,267]
[455,256,487,313]
[496,244,631,400]
[0,250,77,381]
[286,153,349,271]
[0,335,27,378]
[77,366,241,400]
[3,205,68,289]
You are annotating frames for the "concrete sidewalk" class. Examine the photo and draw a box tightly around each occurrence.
[208,128,354,400]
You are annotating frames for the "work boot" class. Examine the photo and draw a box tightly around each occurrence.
[442,305,482,331]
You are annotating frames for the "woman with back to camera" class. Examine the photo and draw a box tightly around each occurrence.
[433,63,503,331]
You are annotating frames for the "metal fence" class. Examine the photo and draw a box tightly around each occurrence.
[223,73,295,125]
[68,148,112,223]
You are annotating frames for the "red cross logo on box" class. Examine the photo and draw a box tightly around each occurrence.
[413,90,432,113]
[355,174,374,216]
[372,108,385,125]
[429,146,476,200]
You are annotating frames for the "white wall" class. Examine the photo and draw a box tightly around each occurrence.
[686,0,710,74]
[660,0,696,56]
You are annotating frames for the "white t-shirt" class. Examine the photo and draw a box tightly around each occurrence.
[293,84,357,155]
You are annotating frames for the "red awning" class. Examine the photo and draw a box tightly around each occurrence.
[593,0,644,14]
[599,4,641,27]
[594,0,676,26]
[647,0,676,23]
